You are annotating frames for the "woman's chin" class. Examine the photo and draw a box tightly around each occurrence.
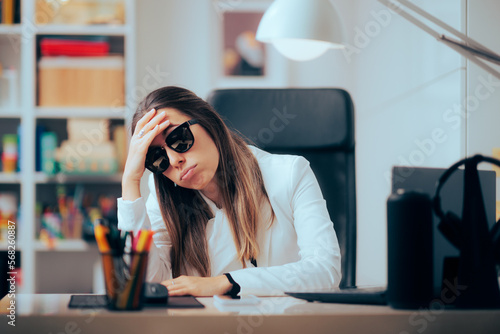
[181,177,207,190]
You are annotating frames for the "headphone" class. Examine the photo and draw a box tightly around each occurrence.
[432,154,500,265]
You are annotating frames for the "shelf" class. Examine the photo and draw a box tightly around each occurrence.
[0,25,22,34]
[0,172,21,183]
[36,107,127,119]
[34,172,123,184]
[35,239,97,252]
[0,109,21,118]
[35,24,129,36]
[0,241,18,251]
[3,0,135,294]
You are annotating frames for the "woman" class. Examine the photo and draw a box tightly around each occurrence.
[118,86,341,296]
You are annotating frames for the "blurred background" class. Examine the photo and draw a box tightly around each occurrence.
[0,0,499,295]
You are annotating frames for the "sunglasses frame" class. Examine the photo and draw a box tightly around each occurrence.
[144,119,199,174]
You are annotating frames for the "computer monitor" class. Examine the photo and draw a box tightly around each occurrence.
[391,166,496,297]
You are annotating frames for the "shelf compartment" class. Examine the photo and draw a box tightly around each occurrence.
[0,34,21,111]
[0,118,21,175]
[36,182,120,242]
[0,184,20,250]
[35,118,126,175]
[35,35,126,108]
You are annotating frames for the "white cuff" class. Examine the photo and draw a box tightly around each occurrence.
[117,197,151,232]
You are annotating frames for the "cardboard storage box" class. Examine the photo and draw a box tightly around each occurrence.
[38,56,124,107]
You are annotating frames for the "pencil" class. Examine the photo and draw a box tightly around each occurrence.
[118,230,151,309]
[130,252,148,309]
[94,225,111,253]
[132,230,142,252]
[144,231,155,252]
[135,230,149,253]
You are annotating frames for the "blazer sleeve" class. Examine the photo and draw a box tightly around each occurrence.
[117,174,173,282]
[228,156,342,295]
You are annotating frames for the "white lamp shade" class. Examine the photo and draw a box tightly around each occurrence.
[256,0,345,61]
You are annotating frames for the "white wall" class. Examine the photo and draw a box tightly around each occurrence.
[466,0,500,207]
[135,0,467,287]
[341,0,463,286]
[135,0,214,102]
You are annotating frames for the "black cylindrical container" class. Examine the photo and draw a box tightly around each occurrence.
[387,189,433,309]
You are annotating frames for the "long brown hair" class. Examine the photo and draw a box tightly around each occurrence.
[132,86,274,277]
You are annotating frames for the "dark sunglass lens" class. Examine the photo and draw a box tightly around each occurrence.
[145,147,169,173]
[167,124,194,152]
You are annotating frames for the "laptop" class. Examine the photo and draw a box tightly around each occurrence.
[285,166,496,305]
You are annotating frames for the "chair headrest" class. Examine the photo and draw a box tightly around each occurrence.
[207,88,355,151]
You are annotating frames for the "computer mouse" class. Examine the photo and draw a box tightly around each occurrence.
[143,282,169,304]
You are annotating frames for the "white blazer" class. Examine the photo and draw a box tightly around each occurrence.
[117,146,341,295]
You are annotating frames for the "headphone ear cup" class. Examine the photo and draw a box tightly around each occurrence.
[490,219,500,265]
[438,212,462,249]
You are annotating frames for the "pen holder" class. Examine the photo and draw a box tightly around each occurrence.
[100,251,149,311]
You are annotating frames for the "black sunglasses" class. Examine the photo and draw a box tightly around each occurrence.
[145,119,199,174]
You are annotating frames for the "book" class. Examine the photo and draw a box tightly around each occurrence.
[1,0,14,24]
[17,123,21,172]
[41,132,58,175]
[14,0,19,23]
[40,38,110,57]
[2,133,17,173]
[35,124,46,171]
[38,56,124,107]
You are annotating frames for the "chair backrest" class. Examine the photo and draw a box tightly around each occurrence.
[207,88,356,288]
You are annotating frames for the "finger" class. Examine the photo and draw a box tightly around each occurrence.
[138,111,167,137]
[166,284,180,293]
[146,124,159,137]
[158,119,171,133]
[137,124,159,147]
[160,280,172,288]
[167,286,191,296]
[135,108,156,133]
[161,278,178,288]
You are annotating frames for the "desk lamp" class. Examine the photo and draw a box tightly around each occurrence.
[257,0,500,81]
[255,0,345,61]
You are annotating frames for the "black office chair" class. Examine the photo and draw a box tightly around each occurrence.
[207,88,356,288]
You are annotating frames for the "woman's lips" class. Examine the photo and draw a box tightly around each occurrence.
[181,165,196,181]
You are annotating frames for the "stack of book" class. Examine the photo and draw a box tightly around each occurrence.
[37,37,124,107]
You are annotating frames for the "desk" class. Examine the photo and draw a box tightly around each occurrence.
[1,294,500,334]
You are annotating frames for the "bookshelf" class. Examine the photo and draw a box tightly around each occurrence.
[0,25,22,34]
[0,0,136,294]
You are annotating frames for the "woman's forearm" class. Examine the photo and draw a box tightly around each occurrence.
[122,177,142,201]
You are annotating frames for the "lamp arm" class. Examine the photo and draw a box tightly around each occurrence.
[440,37,500,80]
[396,0,497,56]
[377,0,441,39]
[378,0,500,80]
[440,35,500,65]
